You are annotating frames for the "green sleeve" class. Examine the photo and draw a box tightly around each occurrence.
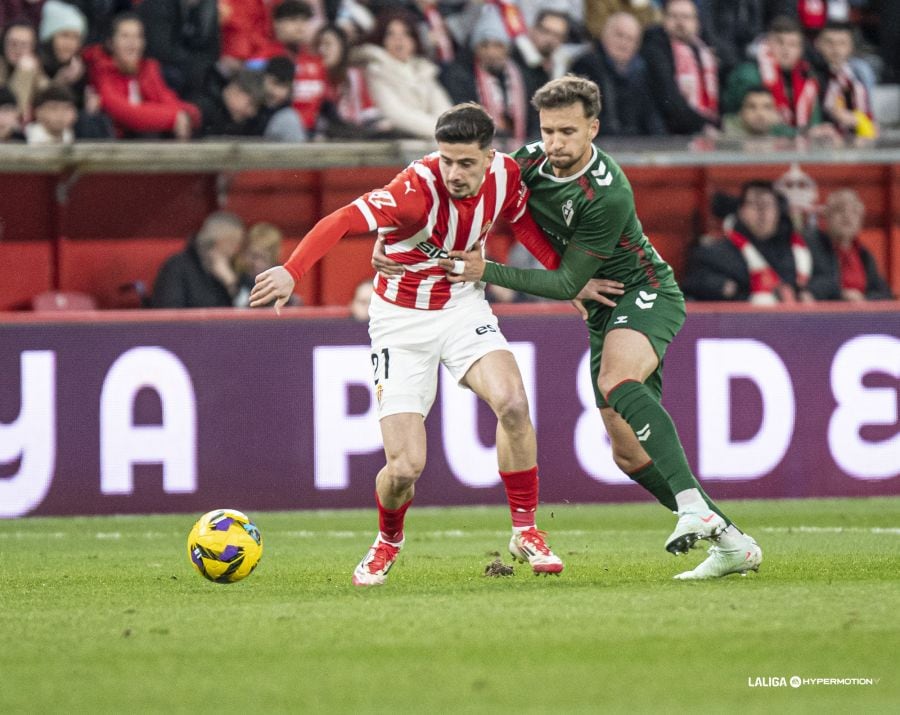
[482,242,603,300]
[482,186,629,300]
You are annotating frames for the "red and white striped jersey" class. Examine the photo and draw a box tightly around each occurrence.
[282,151,558,310]
[354,152,528,309]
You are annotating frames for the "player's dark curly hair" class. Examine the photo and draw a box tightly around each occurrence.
[434,103,495,149]
[531,76,602,119]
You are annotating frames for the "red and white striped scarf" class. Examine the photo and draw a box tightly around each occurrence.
[475,59,527,146]
[757,40,819,128]
[671,38,719,121]
[727,229,812,304]
[332,67,381,125]
[487,0,542,66]
[823,64,872,120]
[422,4,454,63]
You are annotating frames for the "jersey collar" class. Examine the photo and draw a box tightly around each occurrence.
[537,144,598,183]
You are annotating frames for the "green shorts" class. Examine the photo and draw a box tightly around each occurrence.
[587,286,686,408]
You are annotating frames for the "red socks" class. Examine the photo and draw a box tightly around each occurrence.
[500,466,539,529]
[376,492,412,544]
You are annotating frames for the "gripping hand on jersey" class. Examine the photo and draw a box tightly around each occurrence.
[371,237,405,278]
[440,244,624,311]
[249,266,295,314]
[440,243,485,282]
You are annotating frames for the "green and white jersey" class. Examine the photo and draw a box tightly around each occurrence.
[482,142,680,299]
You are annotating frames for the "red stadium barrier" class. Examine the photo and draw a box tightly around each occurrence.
[0,158,897,309]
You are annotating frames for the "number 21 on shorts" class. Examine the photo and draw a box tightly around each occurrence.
[371,347,391,384]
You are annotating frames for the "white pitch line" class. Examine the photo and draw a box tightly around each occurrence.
[758,526,900,535]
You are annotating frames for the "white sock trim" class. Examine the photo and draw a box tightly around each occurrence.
[674,488,706,511]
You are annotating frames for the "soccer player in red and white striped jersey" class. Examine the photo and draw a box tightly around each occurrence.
[251,103,581,585]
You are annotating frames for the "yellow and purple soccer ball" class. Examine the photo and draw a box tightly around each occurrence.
[187,509,263,583]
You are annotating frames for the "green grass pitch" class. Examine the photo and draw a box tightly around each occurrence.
[1,497,898,713]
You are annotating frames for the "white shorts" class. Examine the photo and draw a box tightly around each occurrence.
[367,292,510,418]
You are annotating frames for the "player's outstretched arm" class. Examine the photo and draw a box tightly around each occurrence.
[440,242,623,305]
[249,266,295,314]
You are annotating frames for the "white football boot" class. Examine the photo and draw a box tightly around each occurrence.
[352,535,403,586]
[665,507,726,555]
[674,536,763,580]
[508,527,564,574]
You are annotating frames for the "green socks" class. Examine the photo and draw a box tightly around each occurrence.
[609,380,731,525]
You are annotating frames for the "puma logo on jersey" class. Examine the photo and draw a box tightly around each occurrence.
[404,180,415,195]
[636,423,651,442]
[562,199,575,226]
[635,291,657,309]
[614,315,628,325]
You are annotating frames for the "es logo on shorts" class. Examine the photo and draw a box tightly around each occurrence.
[475,324,497,335]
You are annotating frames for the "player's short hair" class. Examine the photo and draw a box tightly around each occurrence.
[434,103,495,149]
[768,15,802,36]
[531,75,601,119]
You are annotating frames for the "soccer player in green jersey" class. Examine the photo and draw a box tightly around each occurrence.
[442,77,763,579]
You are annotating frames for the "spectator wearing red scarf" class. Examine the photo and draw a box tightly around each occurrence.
[641,0,720,135]
[83,12,200,138]
[683,181,817,304]
[807,189,894,301]
[724,16,823,131]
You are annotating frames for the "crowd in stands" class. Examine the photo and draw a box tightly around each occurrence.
[680,170,894,304]
[2,0,894,309]
[0,0,896,146]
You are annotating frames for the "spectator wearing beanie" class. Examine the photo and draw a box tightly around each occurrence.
[25,82,76,144]
[38,1,88,99]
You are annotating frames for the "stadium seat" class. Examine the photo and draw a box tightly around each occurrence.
[32,291,97,311]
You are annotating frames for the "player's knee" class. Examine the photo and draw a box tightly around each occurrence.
[492,388,532,432]
[596,374,620,402]
[385,454,425,486]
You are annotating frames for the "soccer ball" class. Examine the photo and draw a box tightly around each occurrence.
[187,508,263,583]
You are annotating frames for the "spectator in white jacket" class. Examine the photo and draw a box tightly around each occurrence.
[352,9,451,140]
